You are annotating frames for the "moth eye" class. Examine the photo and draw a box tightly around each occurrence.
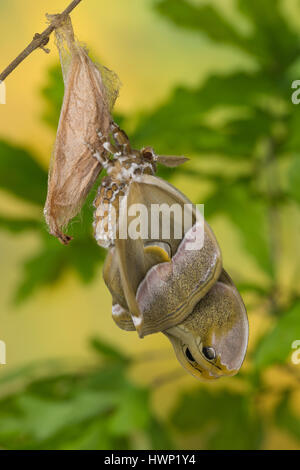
[202,346,216,361]
[185,347,196,362]
[142,148,154,160]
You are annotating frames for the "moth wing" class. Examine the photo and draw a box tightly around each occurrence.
[130,175,222,335]
[156,155,189,168]
[112,304,136,332]
[115,182,150,336]
[103,248,135,331]
[103,247,127,309]
[114,176,221,337]
[104,244,171,334]
[127,175,197,255]
[114,176,192,337]
[218,269,236,287]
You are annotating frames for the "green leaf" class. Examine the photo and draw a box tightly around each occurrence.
[58,420,116,450]
[90,337,129,364]
[17,391,117,441]
[237,0,299,69]
[14,237,67,303]
[156,0,299,68]
[132,73,278,157]
[171,389,263,450]
[254,301,300,369]
[284,107,300,153]
[0,217,41,233]
[14,232,105,303]
[83,364,129,393]
[221,111,274,156]
[237,282,270,297]
[147,418,175,450]
[0,141,47,205]
[67,237,105,283]
[0,352,171,450]
[204,183,273,276]
[41,64,64,130]
[13,183,106,303]
[156,0,249,53]
[275,392,300,442]
[109,386,151,436]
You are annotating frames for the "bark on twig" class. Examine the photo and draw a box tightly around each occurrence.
[0,0,83,82]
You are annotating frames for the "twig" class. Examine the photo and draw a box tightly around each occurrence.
[0,0,83,82]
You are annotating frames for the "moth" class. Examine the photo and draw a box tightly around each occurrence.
[44,16,248,381]
[92,123,249,381]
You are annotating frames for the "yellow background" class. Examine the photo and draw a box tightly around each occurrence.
[0,0,299,449]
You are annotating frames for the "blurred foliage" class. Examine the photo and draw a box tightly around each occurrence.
[0,340,172,450]
[254,300,300,370]
[0,0,299,450]
[171,388,263,450]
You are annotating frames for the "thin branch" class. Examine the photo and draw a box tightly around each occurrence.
[0,0,83,82]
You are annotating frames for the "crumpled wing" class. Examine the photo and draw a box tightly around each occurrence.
[113,175,221,337]
[114,182,150,336]
[103,248,135,332]
[121,175,198,255]
[136,222,222,336]
[44,17,120,244]
[104,243,172,333]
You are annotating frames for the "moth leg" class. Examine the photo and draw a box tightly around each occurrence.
[85,140,107,166]
[96,130,120,157]
[115,181,151,337]
[111,122,131,153]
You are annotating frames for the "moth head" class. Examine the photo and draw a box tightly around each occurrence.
[164,281,248,381]
[141,146,156,161]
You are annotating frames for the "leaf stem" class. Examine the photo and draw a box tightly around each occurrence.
[0,0,83,82]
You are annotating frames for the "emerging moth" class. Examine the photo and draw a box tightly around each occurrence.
[44,16,248,381]
[98,125,248,380]
[91,122,189,249]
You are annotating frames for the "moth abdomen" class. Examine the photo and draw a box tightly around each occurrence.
[93,178,126,248]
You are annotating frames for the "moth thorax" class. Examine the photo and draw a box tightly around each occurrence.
[108,156,156,183]
[93,178,126,248]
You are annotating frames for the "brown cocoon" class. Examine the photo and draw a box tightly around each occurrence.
[44,16,121,244]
